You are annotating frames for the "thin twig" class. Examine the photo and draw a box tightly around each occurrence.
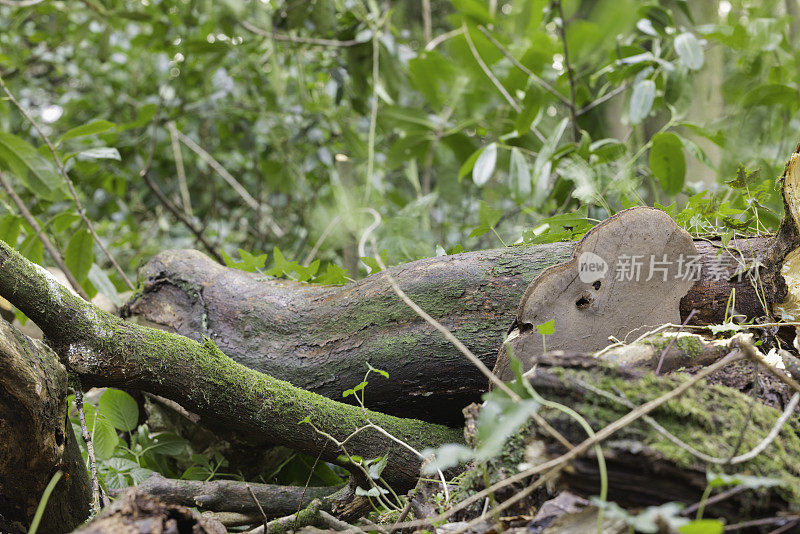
[463,23,519,113]
[655,309,697,374]
[477,25,571,107]
[425,27,465,51]
[365,17,382,200]
[383,346,745,532]
[167,121,192,217]
[577,83,628,116]
[581,381,800,465]
[75,387,102,514]
[421,0,432,44]
[0,75,134,290]
[0,170,90,300]
[171,127,285,237]
[553,0,580,140]
[462,23,546,143]
[139,117,224,263]
[241,20,362,47]
[245,482,268,532]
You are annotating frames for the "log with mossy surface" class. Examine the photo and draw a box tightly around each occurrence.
[0,240,462,491]
[124,228,786,424]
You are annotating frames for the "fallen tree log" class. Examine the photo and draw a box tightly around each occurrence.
[0,318,91,533]
[123,231,781,424]
[0,240,462,492]
[130,473,341,517]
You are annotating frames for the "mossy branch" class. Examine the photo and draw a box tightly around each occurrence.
[0,240,462,490]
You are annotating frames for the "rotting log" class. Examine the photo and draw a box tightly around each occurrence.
[0,319,91,533]
[123,234,781,424]
[0,240,463,492]
[129,473,341,517]
[72,488,225,534]
[456,351,800,522]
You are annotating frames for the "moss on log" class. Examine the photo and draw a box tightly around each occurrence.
[0,318,91,533]
[0,240,462,491]
[124,235,781,424]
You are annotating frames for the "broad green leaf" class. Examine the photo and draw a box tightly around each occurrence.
[0,132,64,200]
[92,417,120,460]
[674,32,704,70]
[420,443,475,473]
[57,120,115,144]
[472,142,497,186]
[76,147,121,161]
[532,118,569,204]
[678,520,724,534]
[742,83,798,108]
[458,147,484,180]
[649,132,685,195]
[65,229,94,284]
[629,79,656,124]
[19,234,44,265]
[88,264,122,307]
[537,319,555,335]
[0,215,22,246]
[146,433,189,456]
[99,388,139,432]
[509,147,532,196]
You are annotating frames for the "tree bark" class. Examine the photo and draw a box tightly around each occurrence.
[0,319,91,533]
[130,473,341,517]
[0,240,462,493]
[123,236,781,424]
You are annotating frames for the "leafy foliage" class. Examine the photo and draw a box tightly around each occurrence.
[0,0,792,303]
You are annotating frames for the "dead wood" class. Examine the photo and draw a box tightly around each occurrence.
[72,488,226,534]
[0,240,462,493]
[123,229,780,424]
[0,318,91,533]
[129,473,341,517]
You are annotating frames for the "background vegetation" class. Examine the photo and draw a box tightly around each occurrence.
[1,0,799,495]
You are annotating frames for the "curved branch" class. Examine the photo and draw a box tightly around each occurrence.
[0,239,462,491]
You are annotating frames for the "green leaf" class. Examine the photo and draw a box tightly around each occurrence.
[678,520,724,534]
[0,215,22,246]
[0,132,64,200]
[76,147,121,161]
[57,120,116,144]
[458,147,484,181]
[450,0,492,24]
[223,249,267,272]
[65,229,94,284]
[98,388,139,432]
[629,79,656,125]
[742,84,798,108]
[649,132,686,195]
[88,264,122,307]
[536,319,555,335]
[472,142,497,186]
[509,147,532,196]
[469,201,503,237]
[367,456,388,479]
[532,118,568,204]
[674,32,704,70]
[92,417,120,460]
[361,249,388,274]
[147,433,189,456]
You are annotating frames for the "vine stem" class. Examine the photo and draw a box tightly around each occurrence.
[553,0,580,141]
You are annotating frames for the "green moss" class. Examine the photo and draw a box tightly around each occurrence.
[452,363,800,509]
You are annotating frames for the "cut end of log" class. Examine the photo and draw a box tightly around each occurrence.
[494,207,698,380]
[773,148,800,324]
